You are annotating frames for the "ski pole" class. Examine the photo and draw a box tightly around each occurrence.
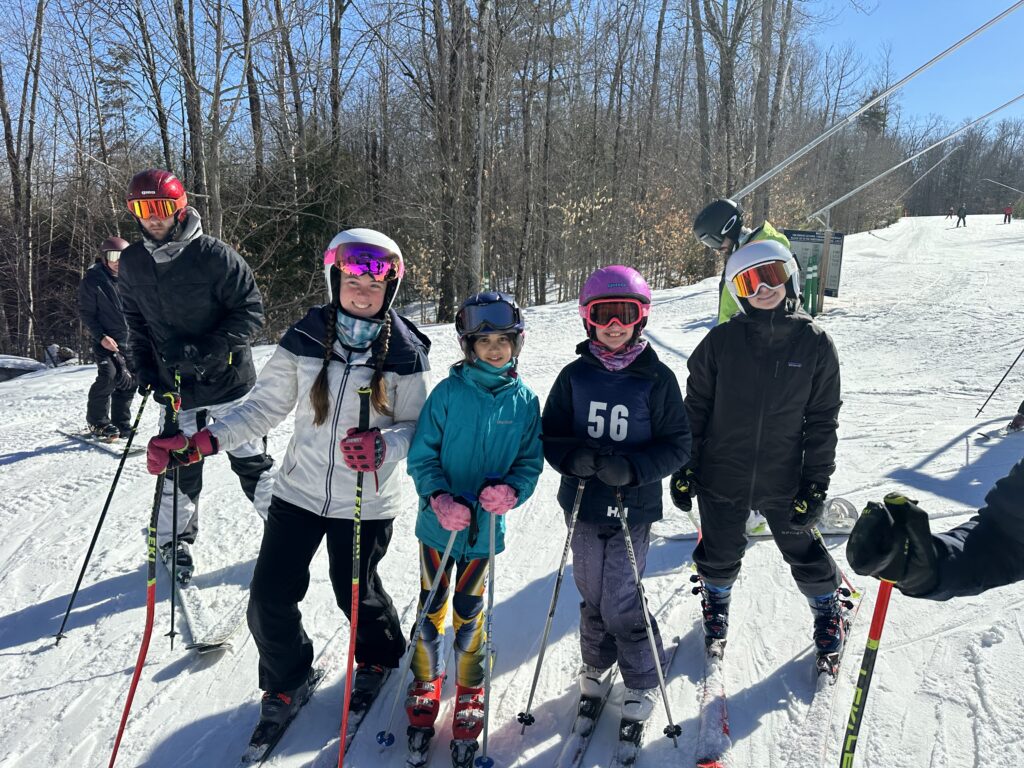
[517,479,586,732]
[55,390,150,645]
[475,507,498,768]
[376,528,458,747]
[165,371,183,649]
[839,579,895,767]
[108,385,181,768]
[338,386,372,768]
[615,490,681,747]
[975,344,1024,416]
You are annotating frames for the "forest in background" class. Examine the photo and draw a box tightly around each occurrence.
[1,0,1022,358]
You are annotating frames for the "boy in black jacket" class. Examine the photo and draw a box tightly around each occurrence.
[671,240,846,675]
[543,265,690,728]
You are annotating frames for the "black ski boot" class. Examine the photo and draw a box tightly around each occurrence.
[89,423,120,442]
[350,662,390,712]
[691,575,731,657]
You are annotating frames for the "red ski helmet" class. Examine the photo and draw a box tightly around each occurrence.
[125,169,188,220]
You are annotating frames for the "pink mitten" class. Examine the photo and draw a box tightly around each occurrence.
[479,484,517,515]
[430,493,472,531]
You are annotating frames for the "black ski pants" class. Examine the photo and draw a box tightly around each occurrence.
[694,496,840,597]
[956,215,967,227]
[86,355,134,427]
[247,496,406,693]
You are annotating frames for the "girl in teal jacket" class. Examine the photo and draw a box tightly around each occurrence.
[405,291,543,745]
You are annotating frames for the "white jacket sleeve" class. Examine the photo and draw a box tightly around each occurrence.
[207,346,300,452]
[379,369,430,463]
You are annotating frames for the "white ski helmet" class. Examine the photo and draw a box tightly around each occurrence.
[322,228,404,320]
[724,240,800,312]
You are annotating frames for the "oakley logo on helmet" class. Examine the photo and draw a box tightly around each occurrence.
[720,214,739,236]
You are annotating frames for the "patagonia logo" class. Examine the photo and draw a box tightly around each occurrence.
[788,361,802,368]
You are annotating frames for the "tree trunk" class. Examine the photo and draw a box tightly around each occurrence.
[467,0,492,294]
[173,0,207,214]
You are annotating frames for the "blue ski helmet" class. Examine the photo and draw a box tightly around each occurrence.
[456,291,526,357]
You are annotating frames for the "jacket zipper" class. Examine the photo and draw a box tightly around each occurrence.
[321,363,352,516]
[746,314,777,510]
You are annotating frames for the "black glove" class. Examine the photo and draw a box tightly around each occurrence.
[564,447,600,479]
[790,481,828,531]
[847,494,939,596]
[111,353,136,391]
[595,454,635,487]
[670,464,698,512]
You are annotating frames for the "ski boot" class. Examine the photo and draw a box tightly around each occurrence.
[115,423,134,439]
[615,687,658,765]
[405,675,443,767]
[450,684,484,768]
[243,668,319,762]
[691,575,731,658]
[1007,412,1024,433]
[810,588,853,679]
[89,423,120,442]
[160,541,195,585]
[351,662,390,713]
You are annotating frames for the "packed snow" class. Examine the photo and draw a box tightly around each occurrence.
[1,215,1022,768]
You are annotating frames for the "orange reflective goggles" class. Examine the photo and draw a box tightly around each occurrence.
[128,198,180,220]
[731,260,795,298]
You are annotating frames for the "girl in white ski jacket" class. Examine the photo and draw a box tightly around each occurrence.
[147,228,431,722]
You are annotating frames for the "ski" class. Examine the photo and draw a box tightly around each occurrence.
[654,497,859,541]
[608,641,683,768]
[162,555,247,653]
[240,667,327,764]
[777,587,865,767]
[307,668,394,767]
[694,640,730,768]
[554,666,619,768]
[976,425,1022,442]
[57,428,145,456]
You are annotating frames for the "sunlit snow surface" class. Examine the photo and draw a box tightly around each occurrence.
[1,215,1022,767]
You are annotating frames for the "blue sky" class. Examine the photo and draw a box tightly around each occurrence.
[817,0,1024,126]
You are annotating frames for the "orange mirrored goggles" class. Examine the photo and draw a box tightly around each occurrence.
[128,197,180,220]
[731,260,795,298]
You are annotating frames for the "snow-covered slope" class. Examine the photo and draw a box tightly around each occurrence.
[1,215,1023,768]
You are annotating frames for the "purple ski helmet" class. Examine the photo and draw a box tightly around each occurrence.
[578,265,651,341]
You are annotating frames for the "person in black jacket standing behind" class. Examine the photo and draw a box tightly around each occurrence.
[542,265,691,728]
[78,236,135,439]
[670,239,846,675]
[119,168,274,580]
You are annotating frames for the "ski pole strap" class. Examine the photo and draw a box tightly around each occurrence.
[841,579,894,767]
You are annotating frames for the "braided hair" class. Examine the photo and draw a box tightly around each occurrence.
[369,314,394,417]
[309,307,338,426]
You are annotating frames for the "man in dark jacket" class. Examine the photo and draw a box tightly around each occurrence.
[956,203,967,227]
[847,459,1024,600]
[671,240,845,674]
[78,236,135,438]
[119,168,274,581]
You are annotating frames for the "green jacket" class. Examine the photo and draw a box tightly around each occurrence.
[716,221,791,325]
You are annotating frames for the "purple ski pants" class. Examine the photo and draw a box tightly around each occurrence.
[570,518,666,689]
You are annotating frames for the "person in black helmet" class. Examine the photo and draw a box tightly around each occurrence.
[77,236,136,439]
[691,198,792,325]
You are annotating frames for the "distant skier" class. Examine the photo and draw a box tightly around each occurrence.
[542,266,691,742]
[670,240,846,675]
[121,168,274,580]
[691,197,792,325]
[77,236,136,439]
[956,203,967,227]
[404,291,543,763]
[147,228,430,753]
[946,206,955,219]
[847,457,1024,600]
[1004,204,1013,224]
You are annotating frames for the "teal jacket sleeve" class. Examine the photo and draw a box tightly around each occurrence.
[502,393,544,505]
[406,381,452,498]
